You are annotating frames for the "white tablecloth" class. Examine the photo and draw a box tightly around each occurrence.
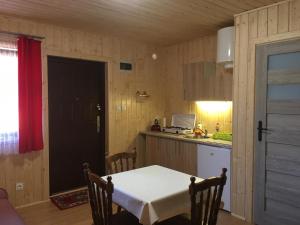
[105,165,203,225]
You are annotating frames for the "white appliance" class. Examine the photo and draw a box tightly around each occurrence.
[162,114,195,134]
[217,26,235,69]
[197,144,231,211]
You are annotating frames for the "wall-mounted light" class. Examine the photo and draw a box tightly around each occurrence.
[136,91,150,103]
[136,91,150,98]
[152,53,158,60]
[196,101,232,114]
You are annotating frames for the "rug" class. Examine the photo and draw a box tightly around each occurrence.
[51,189,89,210]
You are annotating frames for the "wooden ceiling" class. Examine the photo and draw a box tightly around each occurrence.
[0,0,282,45]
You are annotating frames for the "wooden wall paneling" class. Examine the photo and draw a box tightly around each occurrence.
[258,9,268,37]
[278,2,290,33]
[233,13,249,218]
[289,0,300,31]
[267,5,279,35]
[232,43,243,220]
[244,11,259,222]
[245,33,257,224]
[0,14,164,207]
[233,0,300,222]
[232,13,242,220]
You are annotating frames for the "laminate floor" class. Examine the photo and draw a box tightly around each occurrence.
[17,201,251,225]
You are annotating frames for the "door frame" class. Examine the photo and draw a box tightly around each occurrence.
[45,51,110,196]
[254,38,300,224]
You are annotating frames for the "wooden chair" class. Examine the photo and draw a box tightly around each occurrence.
[158,168,227,225]
[105,150,137,212]
[189,168,227,225]
[106,149,137,174]
[83,162,140,225]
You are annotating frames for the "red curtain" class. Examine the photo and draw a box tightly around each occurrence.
[18,37,43,153]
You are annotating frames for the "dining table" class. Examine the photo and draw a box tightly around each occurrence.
[103,165,203,225]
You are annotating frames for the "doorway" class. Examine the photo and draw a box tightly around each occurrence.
[254,39,300,225]
[48,56,106,195]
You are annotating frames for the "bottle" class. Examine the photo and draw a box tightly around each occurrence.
[151,119,161,132]
[198,123,203,130]
[194,123,204,138]
[162,117,166,128]
[216,122,220,132]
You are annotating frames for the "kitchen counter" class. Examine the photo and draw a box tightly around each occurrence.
[140,131,232,149]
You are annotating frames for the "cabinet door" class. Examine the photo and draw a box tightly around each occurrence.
[145,136,159,166]
[183,62,232,100]
[158,137,178,169]
[214,64,232,100]
[178,141,197,175]
[183,62,204,100]
[146,136,179,169]
[145,136,197,175]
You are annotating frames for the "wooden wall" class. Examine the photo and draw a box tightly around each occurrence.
[0,14,165,207]
[160,35,233,133]
[233,0,300,222]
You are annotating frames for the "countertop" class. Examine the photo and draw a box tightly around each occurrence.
[140,131,232,149]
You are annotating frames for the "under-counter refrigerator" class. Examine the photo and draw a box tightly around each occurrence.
[197,144,231,211]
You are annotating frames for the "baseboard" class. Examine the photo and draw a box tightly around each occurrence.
[231,213,246,221]
[15,187,88,209]
[15,199,50,209]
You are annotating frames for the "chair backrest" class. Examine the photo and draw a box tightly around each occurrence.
[83,162,114,225]
[189,168,227,225]
[106,150,137,174]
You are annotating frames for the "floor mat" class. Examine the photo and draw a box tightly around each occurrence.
[51,189,88,210]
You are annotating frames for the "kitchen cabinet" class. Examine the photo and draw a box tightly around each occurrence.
[183,62,232,101]
[142,132,232,211]
[145,136,197,176]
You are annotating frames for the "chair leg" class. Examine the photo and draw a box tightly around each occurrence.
[117,205,122,213]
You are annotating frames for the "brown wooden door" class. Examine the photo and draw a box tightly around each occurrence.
[48,56,105,195]
[255,39,300,225]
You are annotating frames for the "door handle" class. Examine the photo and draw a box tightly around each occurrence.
[257,120,269,141]
[96,104,101,111]
[97,115,100,133]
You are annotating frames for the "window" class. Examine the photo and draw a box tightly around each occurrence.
[0,37,18,155]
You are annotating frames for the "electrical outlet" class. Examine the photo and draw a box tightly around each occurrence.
[16,182,24,191]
